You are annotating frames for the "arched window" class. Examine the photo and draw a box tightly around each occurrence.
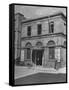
[47,40,55,59]
[47,40,55,47]
[26,48,31,59]
[25,42,32,59]
[36,42,43,47]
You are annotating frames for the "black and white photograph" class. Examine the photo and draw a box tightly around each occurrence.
[9,4,67,86]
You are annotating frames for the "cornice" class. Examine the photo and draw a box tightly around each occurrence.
[21,33,66,41]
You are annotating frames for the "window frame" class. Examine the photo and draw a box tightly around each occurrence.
[49,22,54,33]
[27,26,31,36]
[37,24,42,35]
[49,47,55,59]
[27,48,31,59]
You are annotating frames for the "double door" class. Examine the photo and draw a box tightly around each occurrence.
[32,49,44,65]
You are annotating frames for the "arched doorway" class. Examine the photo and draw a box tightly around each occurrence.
[32,42,44,65]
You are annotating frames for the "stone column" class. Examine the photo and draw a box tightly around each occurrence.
[42,47,48,67]
[31,48,32,64]
[24,48,27,61]
[55,47,61,62]
[55,47,61,69]
[46,47,49,67]
[42,48,45,66]
[60,47,66,67]
[21,49,24,62]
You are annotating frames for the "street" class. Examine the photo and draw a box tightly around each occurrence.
[15,73,66,85]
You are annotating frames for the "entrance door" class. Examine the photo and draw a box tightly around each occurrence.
[32,49,44,65]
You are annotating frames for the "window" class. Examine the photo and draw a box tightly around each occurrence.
[49,22,54,33]
[37,24,42,35]
[25,42,32,59]
[36,42,43,47]
[27,26,31,36]
[27,48,31,59]
[49,47,55,59]
[47,40,55,59]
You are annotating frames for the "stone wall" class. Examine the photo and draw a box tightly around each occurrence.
[21,15,66,38]
[15,13,26,60]
[19,13,66,68]
[21,36,63,48]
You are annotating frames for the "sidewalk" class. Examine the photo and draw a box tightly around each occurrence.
[15,66,66,79]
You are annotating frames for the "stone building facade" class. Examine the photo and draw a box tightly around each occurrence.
[15,12,66,69]
[15,13,26,60]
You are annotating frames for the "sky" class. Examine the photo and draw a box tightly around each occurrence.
[15,5,66,19]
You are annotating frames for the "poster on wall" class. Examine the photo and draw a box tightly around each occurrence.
[9,3,67,86]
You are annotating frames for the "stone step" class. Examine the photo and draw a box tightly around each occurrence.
[31,66,57,73]
[15,66,66,79]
